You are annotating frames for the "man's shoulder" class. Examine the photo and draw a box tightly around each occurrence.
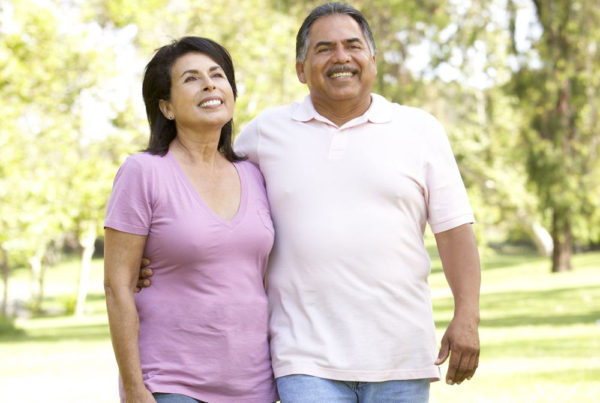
[379,98,442,129]
[373,94,435,120]
[253,103,296,122]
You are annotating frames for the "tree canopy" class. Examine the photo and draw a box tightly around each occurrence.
[1,0,598,315]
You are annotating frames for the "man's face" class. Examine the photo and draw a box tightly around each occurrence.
[296,14,376,109]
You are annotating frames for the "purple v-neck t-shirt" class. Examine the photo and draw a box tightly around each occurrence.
[105,151,277,403]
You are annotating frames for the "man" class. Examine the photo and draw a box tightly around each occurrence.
[140,2,480,402]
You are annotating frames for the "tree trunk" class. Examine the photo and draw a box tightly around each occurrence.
[74,224,96,317]
[530,222,553,257]
[551,209,572,272]
[1,249,8,318]
[29,247,47,313]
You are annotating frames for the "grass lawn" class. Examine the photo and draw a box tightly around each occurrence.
[1,249,599,402]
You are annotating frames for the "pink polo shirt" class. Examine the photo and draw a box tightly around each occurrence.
[235,93,474,382]
[105,152,277,402]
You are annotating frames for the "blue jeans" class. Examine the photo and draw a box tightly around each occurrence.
[153,393,206,403]
[276,374,430,403]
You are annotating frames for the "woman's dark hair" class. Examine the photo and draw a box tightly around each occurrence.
[142,36,244,161]
[296,2,376,62]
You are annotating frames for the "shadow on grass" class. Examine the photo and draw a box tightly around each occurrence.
[480,253,545,270]
[434,284,600,328]
[0,321,109,343]
[0,293,110,343]
[483,332,600,360]
[497,366,600,383]
[29,292,107,319]
[429,250,544,275]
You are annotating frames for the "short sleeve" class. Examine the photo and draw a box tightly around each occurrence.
[423,116,474,233]
[234,118,260,164]
[104,156,153,235]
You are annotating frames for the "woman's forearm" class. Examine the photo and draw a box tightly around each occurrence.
[105,285,147,395]
[104,228,150,400]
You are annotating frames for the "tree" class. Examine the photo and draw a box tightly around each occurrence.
[0,0,136,314]
[507,0,600,271]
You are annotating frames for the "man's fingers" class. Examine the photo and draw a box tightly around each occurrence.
[465,350,479,380]
[448,345,479,384]
[140,268,153,279]
[435,337,450,365]
[141,258,151,268]
[445,350,462,385]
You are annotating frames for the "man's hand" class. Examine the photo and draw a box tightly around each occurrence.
[135,258,154,292]
[435,315,480,385]
[433,223,481,385]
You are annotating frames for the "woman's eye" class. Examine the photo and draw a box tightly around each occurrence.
[184,76,197,82]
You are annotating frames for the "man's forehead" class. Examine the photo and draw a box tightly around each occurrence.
[309,14,365,43]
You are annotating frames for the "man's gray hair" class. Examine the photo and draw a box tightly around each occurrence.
[295,2,377,62]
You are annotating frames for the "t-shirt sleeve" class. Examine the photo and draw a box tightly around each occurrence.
[104,156,152,236]
[424,116,475,234]
[234,118,260,164]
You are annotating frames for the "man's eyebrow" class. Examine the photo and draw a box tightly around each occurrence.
[314,40,334,48]
[344,38,362,44]
[313,38,363,48]
[179,65,222,78]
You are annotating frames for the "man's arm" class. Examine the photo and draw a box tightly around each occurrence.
[433,223,481,385]
[136,259,153,292]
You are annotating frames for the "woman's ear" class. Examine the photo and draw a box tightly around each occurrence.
[158,99,173,120]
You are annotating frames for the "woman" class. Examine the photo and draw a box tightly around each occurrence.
[104,37,277,403]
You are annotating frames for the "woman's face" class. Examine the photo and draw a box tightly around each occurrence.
[161,52,234,132]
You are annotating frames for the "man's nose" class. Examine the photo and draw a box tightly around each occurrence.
[332,46,351,63]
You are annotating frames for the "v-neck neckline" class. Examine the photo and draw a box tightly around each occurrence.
[166,150,247,227]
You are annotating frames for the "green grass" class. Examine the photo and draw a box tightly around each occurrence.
[430,250,600,402]
[1,251,599,402]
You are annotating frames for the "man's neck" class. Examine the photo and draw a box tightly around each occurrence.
[311,95,372,127]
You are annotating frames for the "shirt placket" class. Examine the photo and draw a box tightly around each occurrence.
[328,128,348,160]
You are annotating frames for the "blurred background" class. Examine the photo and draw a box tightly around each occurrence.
[0,0,598,401]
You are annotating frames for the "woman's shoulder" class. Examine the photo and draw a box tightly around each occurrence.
[235,160,265,184]
[127,151,168,163]
[121,151,169,169]
[114,152,170,183]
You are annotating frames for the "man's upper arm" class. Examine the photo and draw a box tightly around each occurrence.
[234,117,260,164]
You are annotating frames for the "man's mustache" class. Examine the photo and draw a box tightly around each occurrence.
[326,65,359,76]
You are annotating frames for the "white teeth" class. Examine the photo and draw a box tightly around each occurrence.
[330,72,353,79]
[200,99,222,107]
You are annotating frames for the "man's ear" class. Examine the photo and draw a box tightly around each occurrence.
[296,61,307,84]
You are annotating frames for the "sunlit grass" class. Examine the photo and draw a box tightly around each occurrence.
[430,250,600,402]
[1,250,599,402]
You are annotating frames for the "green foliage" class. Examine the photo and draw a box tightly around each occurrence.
[0,0,142,309]
[0,316,24,336]
[505,0,600,269]
[1,0,599,311]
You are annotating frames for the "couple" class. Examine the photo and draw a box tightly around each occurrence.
[104,2,481,403]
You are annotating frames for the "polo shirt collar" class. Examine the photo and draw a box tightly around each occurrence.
[291,93,393,127]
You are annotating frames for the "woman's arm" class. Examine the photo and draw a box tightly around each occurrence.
[104,227,155,403]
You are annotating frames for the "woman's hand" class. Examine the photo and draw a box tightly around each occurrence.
[124,386,156,403]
